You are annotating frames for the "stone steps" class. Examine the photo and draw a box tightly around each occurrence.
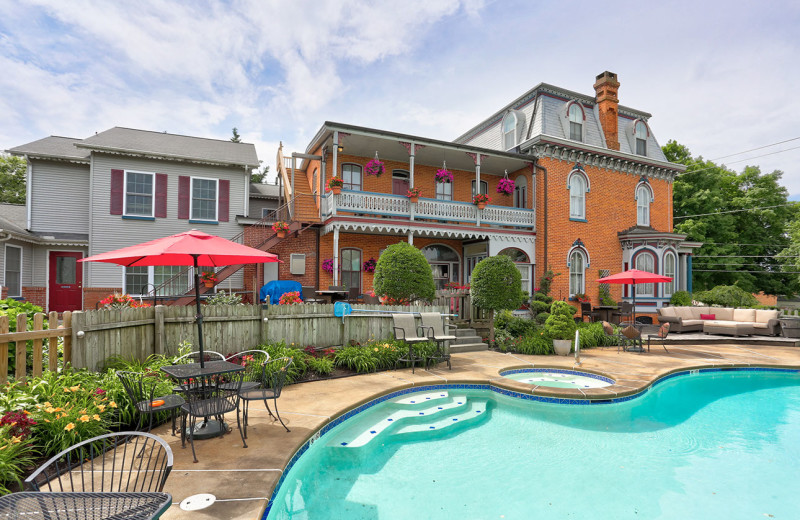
[450,327,488,353]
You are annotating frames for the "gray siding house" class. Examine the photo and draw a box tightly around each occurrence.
[5,127,264,311]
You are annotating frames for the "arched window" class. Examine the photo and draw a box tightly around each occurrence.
[500,248,531,294]
[513,176,527,209]
[422,244,460,290]
[569,249,586,296]
[341,248,362,291]
[635,121,648,156]
[663,252,676,296]
[570,174,586,219]
[568,103,583,142]
[636,185,651,226]
[635,252,656,296]
[341,164,362,191]
[503,112,517,150]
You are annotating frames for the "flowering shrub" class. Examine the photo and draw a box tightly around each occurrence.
[473,193,491,205]
[435,168,453,183]
[200,271,219,283]
[362,258,377,273]
[406,187,422,198]
[0,425,37,494]
[365,159,385,177]
[205,290,243,305]
[1,410,36,438]
[443,282,470,291]
[327,176,344,190]
[279,291,302,305]
[322,258,334,273]
[99,293,151,309]
[496,178,515,195]
[574,293,590,303]
[272,221,290,232]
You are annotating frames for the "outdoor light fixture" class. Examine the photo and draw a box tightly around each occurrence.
[337,143,343,153]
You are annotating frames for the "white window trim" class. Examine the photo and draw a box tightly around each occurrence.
[634,251,656,297]
[341,163,363,191]
[634,120,649,156]
[123,170,155,217]
[4,244,23,297]
[471,180,488,197]
[340,247,363,289]
[503,112,517,150]
[568,249,586,297]
[568,103,584,142]
[663,252,676,296]
[636,184,652,226]
[190,176,219,222]
[567,169,589,219]
[436,179,453,201]
[123,266,194,296]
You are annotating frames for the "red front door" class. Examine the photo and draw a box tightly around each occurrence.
[49,251,83,312]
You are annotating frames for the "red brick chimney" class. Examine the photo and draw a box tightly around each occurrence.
[594,71,620,151]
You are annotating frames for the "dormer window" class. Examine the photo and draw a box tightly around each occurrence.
[568,104,583,142]
[503,112,517,150]
[635,121,648,156]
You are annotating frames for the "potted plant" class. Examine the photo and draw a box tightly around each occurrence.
[545,301,577,355]
[200,271,218,288]
[435,168,453,183]
[362,257,377,273]
[272,220,290,238]
[365,159,385,177]
[278,291,303,305]
[496,178,515,196]
[327,176,344,195]
[406,187,422,203]
[473,193,491,209]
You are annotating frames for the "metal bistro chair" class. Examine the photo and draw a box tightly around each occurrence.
[614,301,634,325]
[25,431,173,493]
[302,286,325,304]
[180,370,246,463]
[392,313,428,373]
[238,357,293,437]
[117,370,185,435]
[419,312,454,370]
[222,350,270,393]
[646,322,671,353]
[580,302,601,323]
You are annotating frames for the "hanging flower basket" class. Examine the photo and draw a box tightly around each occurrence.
[322,258,334,273]
[272,221,290,238]
[435,168,453,183]
[496,178,515,195]
[406,187,422,203]
[363,257,377,273]
[365,159,385,177]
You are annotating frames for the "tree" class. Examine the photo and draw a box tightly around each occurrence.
[665,140,799,296]
[0,154,26,204]
[230,127,242,143]
[251,163,270,184]
[373,242,435,304]
[470,255,523,343]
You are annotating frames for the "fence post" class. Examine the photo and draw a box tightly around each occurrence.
[154,305,165,356]
[15,313,27,382]
[0,315,8,385]
[48,311,59,372]
[66,311,79,368]
[261,306,269,345]
[32,313,44,378]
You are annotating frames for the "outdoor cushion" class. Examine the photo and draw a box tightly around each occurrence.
[659,306,676,317]
[602,321,614,335]
[714,308,734,321]
[733,308,756,322]
[700,314,716,320]
[675,307,694,320]
[755,309,779,323]
[752,323,769,329]
[694,306,711,316]
[621,325,640,339]
[681,320,704,326]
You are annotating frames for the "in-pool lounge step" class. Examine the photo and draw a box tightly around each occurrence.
[331,396,469,448]
[393,391,451,407]
[392,399,489,437]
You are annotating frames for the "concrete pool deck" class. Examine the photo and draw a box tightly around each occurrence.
[156,342,800,519]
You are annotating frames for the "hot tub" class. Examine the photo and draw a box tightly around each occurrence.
[500,368,614,388]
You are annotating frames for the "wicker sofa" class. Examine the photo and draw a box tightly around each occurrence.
[657,306,781,336]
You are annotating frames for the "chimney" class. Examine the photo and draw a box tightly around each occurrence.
[594,71,620,151]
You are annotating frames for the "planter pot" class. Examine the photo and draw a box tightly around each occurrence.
[276,230,287,239]
[553,339,572,356]
[476,202,486,210]
[202,280,214,288]
[409,196,419,203]
[331,186,342,195]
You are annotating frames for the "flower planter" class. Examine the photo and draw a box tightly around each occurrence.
[553,339,572,356]
[409,195,419,203]
[203,280,214,288]
[476,202,486,210]
[331,187,341,195]
[276,230,287,239]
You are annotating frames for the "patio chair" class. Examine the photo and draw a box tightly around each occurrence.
[222,350,270,393]
[25,431,173,493]
[580,302,601,323]
[618,324,644,353]
[238,356,293,436]
[392,313,428,373]
[347,287,362,303]
[601,321,625,349]
[419,312,455,370]
[302,286,325,304]
[646,322,670,353]
[615,301,634,325]
[116,370,185,435]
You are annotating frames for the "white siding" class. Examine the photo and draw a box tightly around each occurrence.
[30,160,90,234]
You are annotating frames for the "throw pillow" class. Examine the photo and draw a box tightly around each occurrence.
[700,313,716,320]
[622,325,640,339]
[602,321,613,335]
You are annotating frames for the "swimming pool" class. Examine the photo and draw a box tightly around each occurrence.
[265,369,800,519]
[500,367,614,388]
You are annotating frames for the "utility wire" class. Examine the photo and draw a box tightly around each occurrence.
[711,136,800,161]
[673,202,799,219]
[695,255,800,258]
[693,269,800,274]
[693,262,790,267]
[675,144,800,176]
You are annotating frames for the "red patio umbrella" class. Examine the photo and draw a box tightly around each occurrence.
[80,229,280,367]
[596,269,673,325]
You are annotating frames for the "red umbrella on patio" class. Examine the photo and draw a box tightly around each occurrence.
[80,229,280,367]
[596,269,673,325]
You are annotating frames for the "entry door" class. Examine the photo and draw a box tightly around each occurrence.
[392,177,409,196]
[49,251,83,312]
[465,255,487,283]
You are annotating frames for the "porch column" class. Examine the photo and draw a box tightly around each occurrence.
[333,227,340,286]
[407,231,414,245]
[409,144,416,222]
[320,154,326,220]
[687,254,693,293]
[291,156,296,217]
[475,154,482,227]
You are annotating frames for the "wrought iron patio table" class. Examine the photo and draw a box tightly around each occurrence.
[593,306,620,324]
[0,491,172,520]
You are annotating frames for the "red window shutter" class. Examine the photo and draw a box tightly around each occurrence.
[178,176,190,219]
[218,179,230,222]
[110,169,124,215]
[155,173,167,218]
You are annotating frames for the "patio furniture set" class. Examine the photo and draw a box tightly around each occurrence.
[391,312,455,373]
[657,306,782,336]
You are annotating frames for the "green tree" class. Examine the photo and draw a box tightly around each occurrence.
[251,163,270,184]
[665,140,799,296]
[470,255,523,343]
[230,127,242,143]
[0,154,26,204]
[373,242,435,304]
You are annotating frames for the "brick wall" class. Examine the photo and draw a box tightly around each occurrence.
[21,286,47,309]
[83,287,122,311]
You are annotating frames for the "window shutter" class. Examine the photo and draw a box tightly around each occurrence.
[218,179,230,222]
[178,176,190,219]
[155,173,167,218]
[110,169,124,215]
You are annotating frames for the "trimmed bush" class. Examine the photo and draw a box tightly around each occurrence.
[471,256,524,312]
[669,290,693,306]
[374,242,436,304]
[545,301,577,340]
[693,285,759,308]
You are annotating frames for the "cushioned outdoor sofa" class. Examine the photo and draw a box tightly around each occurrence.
[657,306,781,336]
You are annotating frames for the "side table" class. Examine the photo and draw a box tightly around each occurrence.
[779,317,800,338]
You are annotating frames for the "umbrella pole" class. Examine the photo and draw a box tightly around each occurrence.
[193,255,205,369]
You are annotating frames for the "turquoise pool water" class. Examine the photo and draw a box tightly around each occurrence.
[266,370,800,519]
[500,368,614,388]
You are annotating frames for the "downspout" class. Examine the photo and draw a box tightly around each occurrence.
[315,227,321,290]
[534,160,548,276]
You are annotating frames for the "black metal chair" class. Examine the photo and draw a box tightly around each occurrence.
[646,322,671,353]
[419,312,454,370]
[392,314,428,373]
[238,357,293,436]
[301,286,325,304]
[615,301,634,325]
[117,370,185,435]
[580,302,601,322]
[346,287,361,303]
[180,371,246,463]
[222,350,270,393]
[25,431,173,492]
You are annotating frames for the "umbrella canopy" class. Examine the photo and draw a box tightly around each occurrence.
[81,229,280,367]
[596,269,673,325]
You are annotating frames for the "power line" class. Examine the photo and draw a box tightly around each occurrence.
[674,202,799,219]
[711,136,800,161]
[695,255,800,258]
[675,144,800,176]
[701,242,792,247]
[693,269,800,274]
[693,262,790,266]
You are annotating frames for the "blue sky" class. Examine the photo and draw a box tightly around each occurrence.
[2,0,799,196]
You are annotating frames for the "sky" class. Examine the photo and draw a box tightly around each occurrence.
[1,0,799,196]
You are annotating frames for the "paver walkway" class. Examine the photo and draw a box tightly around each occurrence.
[156,343,800,519]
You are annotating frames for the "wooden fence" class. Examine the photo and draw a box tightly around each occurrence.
[0,312,72,384]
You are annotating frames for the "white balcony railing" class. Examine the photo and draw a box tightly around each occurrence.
[337,191,410,217]
[416,198,477,222]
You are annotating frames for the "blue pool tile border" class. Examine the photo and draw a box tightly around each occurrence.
[500,367,616,385]
[261,366,800,519]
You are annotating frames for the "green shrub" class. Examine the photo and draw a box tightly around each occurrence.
[0,425,37,494]
[545,301,576,340]
[260,341,309,383]
[471,256,524,312]
[669,290,693,306]
[693,285,759,308]
[374,242,436,303]
[307,356,334,376]
[204,290,243,305]
[598,286,616,306]
[534,311,550,325]
[495,310,536,338]
[529,300,550,315]
[533,292,553,304]
[335,345,378,373]
[516,331,553,355]
[576,321,609,348]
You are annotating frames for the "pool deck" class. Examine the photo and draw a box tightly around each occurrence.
[156,342,800,519]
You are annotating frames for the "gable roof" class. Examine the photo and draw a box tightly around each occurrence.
[249,182,280,199]
[7,136,90,162]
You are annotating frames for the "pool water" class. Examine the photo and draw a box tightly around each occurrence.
[266,371,800,519]
[500,368,614,388]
